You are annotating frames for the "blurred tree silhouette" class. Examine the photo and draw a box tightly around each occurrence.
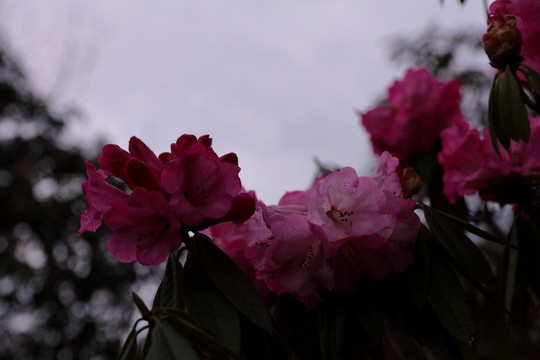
[389,25,492,126]
[0,37,153,359]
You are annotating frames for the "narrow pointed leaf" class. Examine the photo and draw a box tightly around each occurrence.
[429,207,521,250]
[118,326,139,360]
[184,253,241,356]
[192,233,273,332]
[501,218,519,312]
[521,64,540,97]
[132,291,151,319]
[319,295,347,360]
[401,226,431,309]
[421,204,494,287]
[161,251,185,310]
[428,248,476,344]
[161,312,243,360]
[499,66,530,146]
[147,322,200,360]
[488,71,504,155]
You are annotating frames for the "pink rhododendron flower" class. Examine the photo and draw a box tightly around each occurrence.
[259,213,333,308]
[243,153,420,303]
[161,134,254,228]
[439,117,540,205]
[488,0,540,73]
[79,161,128,235]
[360,68,462,157]
[99,136,166,193]
[79,134,254,265]
[309,154,420,293]
[105,188,182,265]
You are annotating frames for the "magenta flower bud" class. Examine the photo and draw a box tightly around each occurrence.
[483,11,523,68]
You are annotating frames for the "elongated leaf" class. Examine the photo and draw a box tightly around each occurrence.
[500,65,530,143]
[516,214,540,301]
[400,226,431,310]
[184,253,241,356]
[147,322,200,360]
[319,295,347,360]
[118,326,139,360]
[353,288,384,340]
[429,207,521,250]
[428,248,476,344]
[162,312,243,360]
[192,233,273,332]
[421,204,494,287]
[501,217,518,312]
[521,64,540,97]
[132,291,151,319]
[161,251,185,310]
[488,71,504,155]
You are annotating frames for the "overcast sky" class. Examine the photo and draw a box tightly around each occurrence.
[0,0,488,203]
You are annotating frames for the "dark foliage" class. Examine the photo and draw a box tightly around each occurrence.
[0,39,152,359]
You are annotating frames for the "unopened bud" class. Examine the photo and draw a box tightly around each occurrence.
[400,167,422,198]
[483,12,522,69]
[391,153,422,198]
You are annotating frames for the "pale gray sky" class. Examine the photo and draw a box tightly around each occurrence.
[0,0,488,203]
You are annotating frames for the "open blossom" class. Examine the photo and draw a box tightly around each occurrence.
[79,134,254,265]
[230,152,421,305]
[438,117,540,205]
[360,68,462,158]
[308,154,420,293]
[487,0,540,72]
[161,134,253,228]
[104,188,182,266]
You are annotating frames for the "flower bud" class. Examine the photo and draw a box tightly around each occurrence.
[392,153,422,198]
[483,12,523,69]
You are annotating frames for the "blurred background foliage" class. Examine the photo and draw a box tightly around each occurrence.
[0,35,162,359]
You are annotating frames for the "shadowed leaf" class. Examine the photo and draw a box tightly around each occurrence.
[421,204,495,287]
[192,233,273,332]
[146,322,200,360]
[184,253,241,356]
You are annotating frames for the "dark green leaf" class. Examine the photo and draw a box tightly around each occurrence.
[162,312,243,360]
[353,289,384,340]
[132,291,151,319]
[421,204,495,287]
[161,251,185,310]
[319,295,347,360]
[401,226,431,309]
[192,233,273,333]
[488,71,503,155]
[494,66,531,150]
[142,326,153,360]
[516,214,540,301]
[428,248,476,344]
[500,217,518,311]
[146,322,200,360]
[521,64,540,97]
[428,207,521,251]
[118,326,139,360]
[152,283,163,310]
[184,253,241,356]
[382,320,425,360]
[500,66,530,144]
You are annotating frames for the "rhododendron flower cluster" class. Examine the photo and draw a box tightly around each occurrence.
[79,135,255,265]
[438,116,540,205]
[360,68,462,158]
[487,0,540,72]
[205,152,421,307]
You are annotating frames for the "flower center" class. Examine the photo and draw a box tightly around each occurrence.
[325,205,353,228]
